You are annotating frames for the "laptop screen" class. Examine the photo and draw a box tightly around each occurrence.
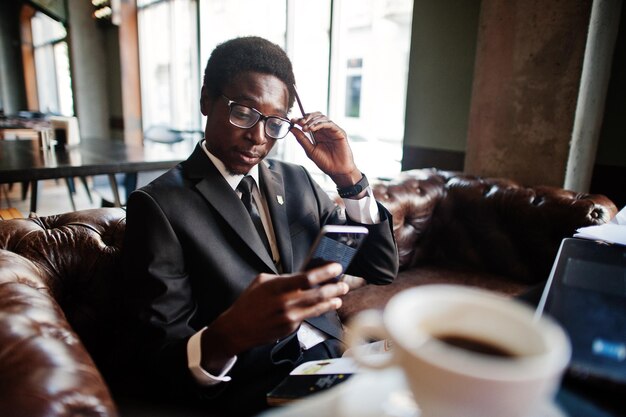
[536,238,626,386]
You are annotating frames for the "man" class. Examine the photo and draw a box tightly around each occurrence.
[122,36,398,416]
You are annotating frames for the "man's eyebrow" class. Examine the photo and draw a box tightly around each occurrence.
[249,98,289,118]
[234,96,289,118]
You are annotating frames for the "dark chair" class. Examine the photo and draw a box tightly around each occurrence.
[143,125,185,147]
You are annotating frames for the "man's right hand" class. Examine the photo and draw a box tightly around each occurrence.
[199,262,348,373]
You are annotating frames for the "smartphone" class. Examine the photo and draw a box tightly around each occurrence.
[300,225,369,281]
[293,84,316,145]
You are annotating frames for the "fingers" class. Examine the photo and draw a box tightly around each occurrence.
[284,275,349,307]
[266,262,343,292]
[286,297,344,324]
[305,262,345,287]
[290,125,315,155]
[258,263,349,312]
[297,112,328,131]
[292,111,325,130]
[291,112,345,138]
[281,279,348,323]
[291,112,347,139]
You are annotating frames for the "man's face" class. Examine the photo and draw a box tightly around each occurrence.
[201,72,290,175]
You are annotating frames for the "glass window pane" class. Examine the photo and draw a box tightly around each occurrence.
[138,0,200,132]
[329,0,413,179]
[139,2,172,127]
[34,44,59,113]
[274,0,332,186]
[199,0,287,68]
[54,42,74,116]
[345,74,361,117]
[31,12,66,46]
[30,12,74,115]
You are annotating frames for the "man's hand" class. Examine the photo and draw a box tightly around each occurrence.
[291,113,362,188]
[200,262,349,373]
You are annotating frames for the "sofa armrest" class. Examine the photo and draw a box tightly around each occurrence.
[0,250,118,416]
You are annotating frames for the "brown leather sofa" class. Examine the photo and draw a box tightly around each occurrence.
[0,169,617,416]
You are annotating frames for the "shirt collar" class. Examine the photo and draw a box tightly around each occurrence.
[201,140,260,191]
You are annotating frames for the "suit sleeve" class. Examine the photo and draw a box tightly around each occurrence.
[122,189,202,393]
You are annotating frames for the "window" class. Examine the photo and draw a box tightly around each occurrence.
[30,12,74,115]
[329,0,412,180]
[196,0,413,182]
[198,0,287,62]
[345,58,363,118]
[138,0,200,133]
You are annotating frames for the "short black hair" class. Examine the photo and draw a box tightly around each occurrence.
[202,36,296,109]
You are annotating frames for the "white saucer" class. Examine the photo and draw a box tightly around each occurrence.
[259,368,566,417]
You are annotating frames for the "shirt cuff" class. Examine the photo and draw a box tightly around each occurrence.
[342,186,380,224]
[187,327,237,386]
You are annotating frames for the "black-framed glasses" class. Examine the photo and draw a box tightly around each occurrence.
[222,95,293,140]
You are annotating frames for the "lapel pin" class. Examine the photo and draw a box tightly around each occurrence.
[277,195,284,205]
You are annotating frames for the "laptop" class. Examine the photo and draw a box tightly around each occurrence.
[536,237,626,391]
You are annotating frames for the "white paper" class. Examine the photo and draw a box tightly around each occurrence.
[290,357,361,375]
[574,206,626,245]
[290,339,394,375]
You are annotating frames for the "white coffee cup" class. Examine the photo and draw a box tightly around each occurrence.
[346,285,571,417]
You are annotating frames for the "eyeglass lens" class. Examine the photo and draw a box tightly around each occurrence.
[229,104,291,139]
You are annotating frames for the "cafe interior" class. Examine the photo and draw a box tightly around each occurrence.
[0,0,624,416]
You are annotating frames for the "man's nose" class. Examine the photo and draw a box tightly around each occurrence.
[246,120,267,144]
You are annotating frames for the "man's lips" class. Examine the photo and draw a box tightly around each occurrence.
[236,149,262,163]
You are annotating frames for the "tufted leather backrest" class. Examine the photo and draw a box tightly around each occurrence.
[0,209,126,385]
[371,169,617,283]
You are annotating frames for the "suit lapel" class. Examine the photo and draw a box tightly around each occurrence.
[260,164,342,340]
[184,146,277,272]
[259,163,294,273]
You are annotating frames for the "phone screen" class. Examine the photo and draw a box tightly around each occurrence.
[301,225,369,276]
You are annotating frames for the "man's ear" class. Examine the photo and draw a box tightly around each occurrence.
[200,86,212,116]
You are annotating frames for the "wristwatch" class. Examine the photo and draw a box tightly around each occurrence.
[337,173,369,198]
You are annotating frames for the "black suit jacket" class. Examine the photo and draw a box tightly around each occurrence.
[121,143,398,414]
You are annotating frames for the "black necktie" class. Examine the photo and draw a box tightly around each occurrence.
[237,176,272,256]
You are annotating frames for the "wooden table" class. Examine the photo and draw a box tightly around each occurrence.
[0,138,190,212]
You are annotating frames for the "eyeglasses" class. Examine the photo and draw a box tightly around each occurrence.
[222,95,293,140]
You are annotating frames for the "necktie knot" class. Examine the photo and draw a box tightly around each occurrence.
[237,175,255,195]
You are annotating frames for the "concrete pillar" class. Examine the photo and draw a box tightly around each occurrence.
[564,0,622,192]
[465,0,592,187]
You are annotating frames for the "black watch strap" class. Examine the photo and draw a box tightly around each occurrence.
[337,173,369,198]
